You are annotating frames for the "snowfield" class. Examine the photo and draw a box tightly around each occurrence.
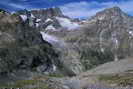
[20,15,27,21]
[40,31,59,43]
[45,18,53,23]
[45,25,56,31]
[56,17,80,30]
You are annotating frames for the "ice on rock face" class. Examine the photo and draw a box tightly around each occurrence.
[36,19,41,22]
[36,23,39,27]
[20,15,27,21]
[129,31,133,36]
[56,17,79,30]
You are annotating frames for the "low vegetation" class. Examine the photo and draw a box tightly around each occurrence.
[0,77,51,89]
[99,73,133,87]
[80,48,114,70]
[0,74,65,89]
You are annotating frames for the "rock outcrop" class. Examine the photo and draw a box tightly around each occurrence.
[84,6,133,61]
[31,7,64,19]
[0,8,81,81]
[0,9,60,81]
[16,8,83,75]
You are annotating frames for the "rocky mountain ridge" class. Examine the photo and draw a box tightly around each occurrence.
[0,7,82,81]
[59,6,133,70]
[13,6,133,74]
[0,9,61,82]
[0,6,133,89]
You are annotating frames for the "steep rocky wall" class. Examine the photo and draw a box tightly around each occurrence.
[0,10,60,80]
[62,7,133,70]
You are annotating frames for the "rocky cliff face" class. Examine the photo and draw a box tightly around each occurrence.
[21,6,133,72]
[0,6,133,89]
[17,8,83,75]
[30,7,66,29]
[1,5,133,78]
[0,9,61,81]
[31,7,64,19]
[55,7,133,70]
[84,6,133,60]
[30,7,79,31]
[0,7,81,82]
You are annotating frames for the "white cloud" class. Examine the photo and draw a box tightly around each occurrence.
[8,2,34,10]
[8,3,26,9]
[60,0,133,18]
[117,1,133,13]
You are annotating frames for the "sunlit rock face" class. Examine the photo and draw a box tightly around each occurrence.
[89,7,133,59]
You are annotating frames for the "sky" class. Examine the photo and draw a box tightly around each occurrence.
[0,0,133,18]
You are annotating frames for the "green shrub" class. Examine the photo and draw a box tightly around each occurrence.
[99,74,133,86]
[80,48,114,70]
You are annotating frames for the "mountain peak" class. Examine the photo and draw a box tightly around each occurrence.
[97,6,122,16]
[107,6,121,12]
[30,7,64,19]
[90,6,124,21]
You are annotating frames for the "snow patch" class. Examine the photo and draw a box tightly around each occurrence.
[101,48,105,53]
[20,15,27,21]
[112,33,118,46]
[81,20,87,23]
[36,19,41,22]
[36,23,39,27]
[45,25,56,31]
[112,37,119,48]
[98,15,106,20]
[45,18,53,23]
[31,14,35,18]
[129,31,133,36]
[56,17,79,30]
[115,39,118,46]
[35,19,41,27]
[40,32,59,43]
[53,65,56,71]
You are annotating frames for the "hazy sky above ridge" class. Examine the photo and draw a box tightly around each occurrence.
[0,0,133,18]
